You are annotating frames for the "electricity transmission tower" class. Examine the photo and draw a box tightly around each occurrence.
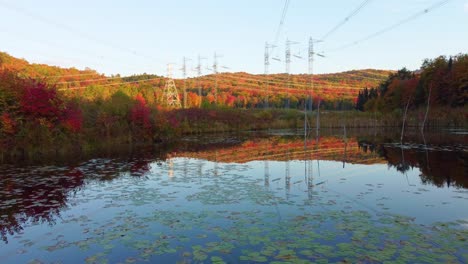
[163,64,182,109]
[308,37,325,136]
[181,57,191,108]
[206,52,224,105]
[213,52,223,105]
[285,39,299,108]
[264,42,277,109]
[308,37,314,109]
[196,55,207,107]
[265,42,270,108]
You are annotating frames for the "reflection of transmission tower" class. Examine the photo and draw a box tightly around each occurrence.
[214,150,219,177]
[285,150,291,199]
[264,160,270,187]
[163,64,181,109]
[307,158,314,200]
[183,157,188,178]
[305,136,314,200]
[168,158,174,179]
[198,159,203,176]
[343,123,348,168]
[264,138,270,188]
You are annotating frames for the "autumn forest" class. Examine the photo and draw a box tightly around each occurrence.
[0,51,466,159]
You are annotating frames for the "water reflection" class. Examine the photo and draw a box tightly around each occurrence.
[0,166,84,243]
[357,132,468,188]
[0,129,467,254]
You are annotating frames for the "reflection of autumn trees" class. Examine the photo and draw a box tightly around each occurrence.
[0,131,466,244]
[382,147,468,189]
[358,130,468,189]
[176,133,467,189]
[0,153,157,243]
[0,134,385,243]
[176,136,383,164]
[0,167,84,243]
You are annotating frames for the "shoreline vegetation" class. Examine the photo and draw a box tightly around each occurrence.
[1,52,466,162]
[0,111,465,164]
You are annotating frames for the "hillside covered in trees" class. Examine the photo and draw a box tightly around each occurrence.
[356,54,467,113]
[1,51,466,159]
[0,52,391,110]
[0,51,390,157]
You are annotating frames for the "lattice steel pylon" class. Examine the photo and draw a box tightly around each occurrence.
[308,37,325,136]
[181,57,192,108]
[264,42,276,109]
[196,55,207,107]
[285,39,299,108]
[163,64,182,109]
[264,42,270,108]
[213,52,223,105]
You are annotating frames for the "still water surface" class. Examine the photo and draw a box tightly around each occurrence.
[0,129,467,263]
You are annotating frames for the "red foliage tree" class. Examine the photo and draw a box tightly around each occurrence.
[61,102,83,133]
[225,95,236,107]
[130,94,151,131]
[20,81,62,122]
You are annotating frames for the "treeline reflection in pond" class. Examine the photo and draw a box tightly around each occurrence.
[0,129,466,244]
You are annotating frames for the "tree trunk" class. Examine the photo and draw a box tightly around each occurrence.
[421,83,432,132]
[401,97,411,143]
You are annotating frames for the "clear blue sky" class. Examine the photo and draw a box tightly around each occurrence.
[1,0,467,77]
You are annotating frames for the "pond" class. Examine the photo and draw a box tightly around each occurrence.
[0,129,467,263]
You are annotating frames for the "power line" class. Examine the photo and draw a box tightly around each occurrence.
[47,73,105,78]
[327,0,452,52]
[165,74,358,97]
[48,60,381,92]
[209,73,374,90]
[56,74,358,103]
[55,76,124,85]
[272,0,291,49]
[0,23,161,76]
[53,70,371,94]
[200,75,364,95]
[219,77,369,93]
[321,0,373,41]
[199,78,357,99]
[0,1,164,64]
[57,76,163,91]
[53,74,164,86]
